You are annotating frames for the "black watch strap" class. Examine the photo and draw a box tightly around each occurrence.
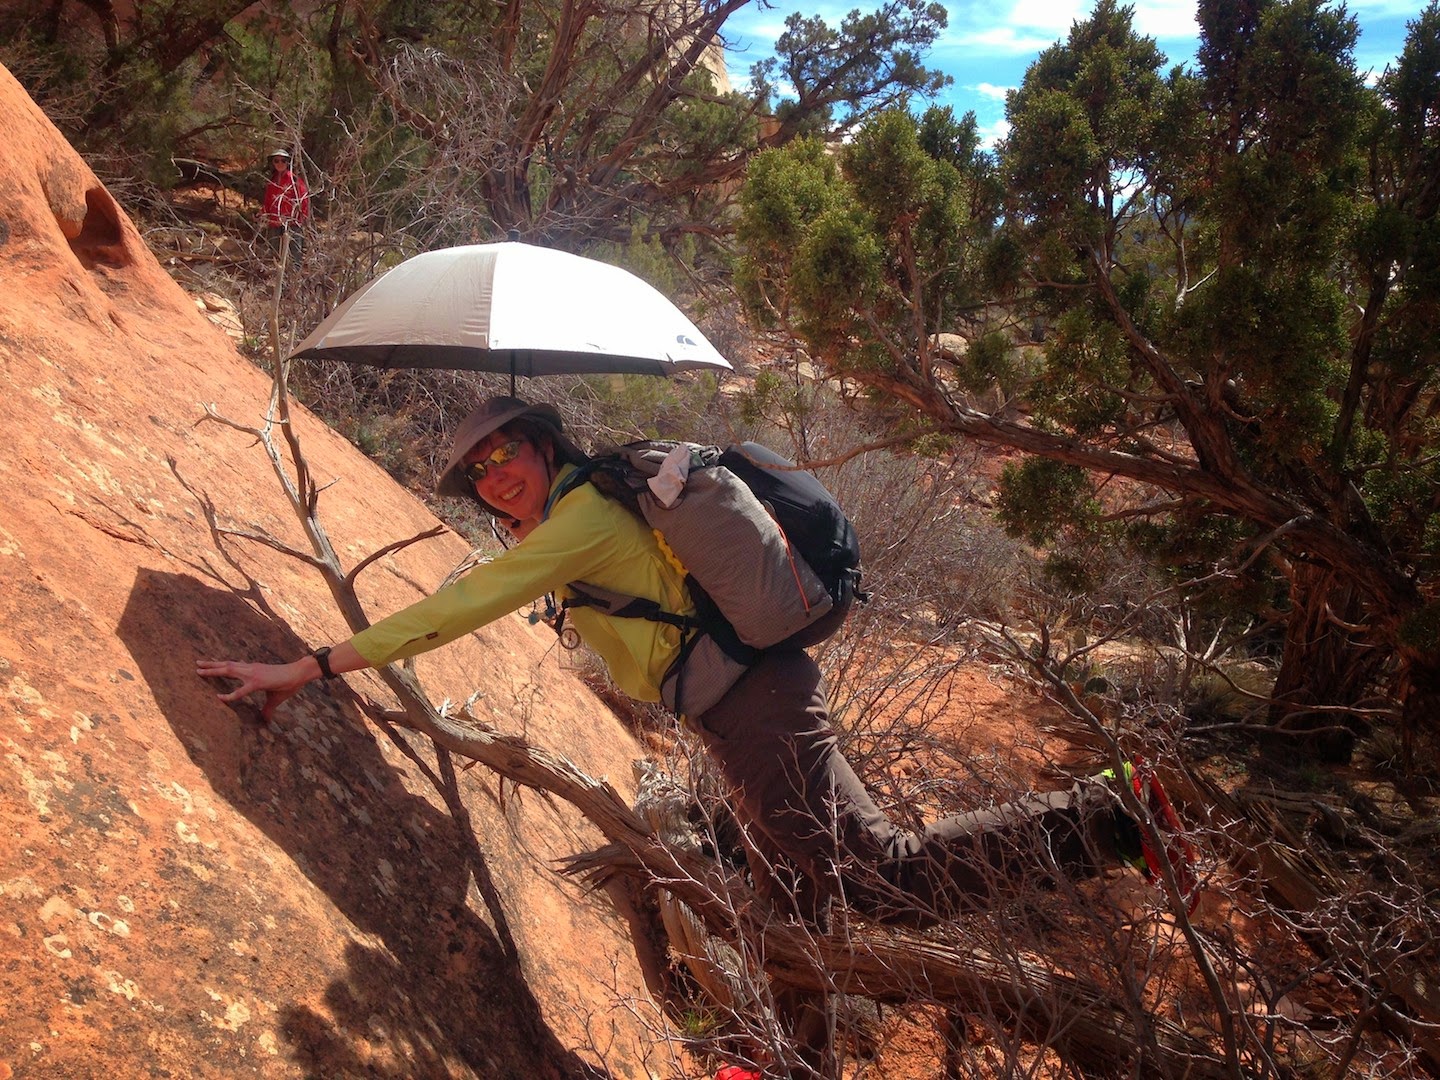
[312,646,337,680]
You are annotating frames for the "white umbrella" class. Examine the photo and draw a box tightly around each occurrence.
[291,241,732,380]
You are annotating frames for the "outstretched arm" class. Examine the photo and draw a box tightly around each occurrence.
[197,641,367,721]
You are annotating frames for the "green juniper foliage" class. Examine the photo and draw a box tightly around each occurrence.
[737,0,1440,754]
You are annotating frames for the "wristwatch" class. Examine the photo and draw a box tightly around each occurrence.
[312,646,338,680]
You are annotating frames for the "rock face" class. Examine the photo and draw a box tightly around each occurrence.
[0,64,666,1080]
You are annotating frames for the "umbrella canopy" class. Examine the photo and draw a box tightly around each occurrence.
[291,241,732,378]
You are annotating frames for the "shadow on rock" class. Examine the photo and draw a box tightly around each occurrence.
[117,567,612,1079]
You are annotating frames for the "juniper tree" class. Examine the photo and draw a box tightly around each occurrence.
[736,0,1440,763]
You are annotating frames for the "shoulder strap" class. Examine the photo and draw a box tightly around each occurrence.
[543,459,604,521]
[563,581,696,630]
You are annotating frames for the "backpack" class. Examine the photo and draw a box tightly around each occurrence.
[545,440,865,716]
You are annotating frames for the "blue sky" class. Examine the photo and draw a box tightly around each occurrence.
[721,0,1422,147]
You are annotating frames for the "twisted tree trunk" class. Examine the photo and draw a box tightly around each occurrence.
[1270,569,1391,762]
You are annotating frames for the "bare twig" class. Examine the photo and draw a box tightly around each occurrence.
[345,524,448,588]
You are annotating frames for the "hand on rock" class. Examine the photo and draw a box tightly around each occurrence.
[196,658,310,721]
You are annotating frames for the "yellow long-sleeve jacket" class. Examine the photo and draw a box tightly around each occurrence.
[349,464,693,701]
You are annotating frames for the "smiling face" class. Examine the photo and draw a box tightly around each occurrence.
[464,426,554,533]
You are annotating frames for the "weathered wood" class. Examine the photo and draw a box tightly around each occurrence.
[1185,769,1440,1077]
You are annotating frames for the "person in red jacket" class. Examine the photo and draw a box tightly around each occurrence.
[261,148,309,259]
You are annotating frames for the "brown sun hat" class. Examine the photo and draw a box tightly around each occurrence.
[435,396,587,501]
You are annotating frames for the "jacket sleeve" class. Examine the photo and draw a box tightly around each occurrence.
[348,490,623,668]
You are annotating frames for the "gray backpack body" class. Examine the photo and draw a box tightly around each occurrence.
[547,440,863,716]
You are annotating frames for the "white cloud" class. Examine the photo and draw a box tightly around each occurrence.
[979,117,1012,150]
[948,26,1064,55]
[725,14,791,43]
[945,0,1199,57]
[990,0,1088,36]
[1127,0,1201,40]
[973,82,1012,101]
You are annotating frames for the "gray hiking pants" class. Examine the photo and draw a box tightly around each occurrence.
[693,649,1115,928]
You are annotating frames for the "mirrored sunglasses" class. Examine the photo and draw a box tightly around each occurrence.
[463,439,522,484]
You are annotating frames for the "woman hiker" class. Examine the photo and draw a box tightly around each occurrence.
[198,397,1194,1064]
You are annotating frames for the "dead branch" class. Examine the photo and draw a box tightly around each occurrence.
[557,839,1233,1079]
[215,523,328,568]
[1186,768,1440,1075]
[344,524,447,588]
[1008,620,1440,1077]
